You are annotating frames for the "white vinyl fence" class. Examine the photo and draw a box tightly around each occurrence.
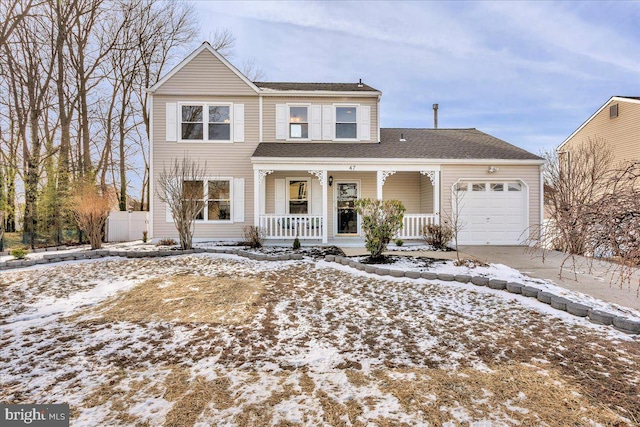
[107,211,149,242]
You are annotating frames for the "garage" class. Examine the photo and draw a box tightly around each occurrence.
[455,181,528,245]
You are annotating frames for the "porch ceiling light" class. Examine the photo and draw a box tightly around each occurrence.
[488,166,499,173]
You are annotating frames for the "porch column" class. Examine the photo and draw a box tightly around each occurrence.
[253,169,260,227]
[376,170,396,199]
[421,170,440,225]
[434,171,440,225]
[322,172,328,244]
[309,170,328,244]
[254,169,273,227]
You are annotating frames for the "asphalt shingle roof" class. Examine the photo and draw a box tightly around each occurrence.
[252,128,543,161]
[254,82,379,92]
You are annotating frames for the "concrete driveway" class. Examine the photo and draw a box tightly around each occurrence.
[459,245,640,311]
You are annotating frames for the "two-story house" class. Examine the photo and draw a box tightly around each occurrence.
[557,96,640,166]
[148,42,544,246]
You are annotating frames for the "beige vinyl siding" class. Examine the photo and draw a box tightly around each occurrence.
[420,174,435,213]
[564,100,640,166]
[152,94,259,239]
[262,96,379,142]
[383,172,426,214]
[440,164,541,240]
[155,50,256,96]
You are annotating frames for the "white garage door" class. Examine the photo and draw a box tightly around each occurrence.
[455,181,527,245]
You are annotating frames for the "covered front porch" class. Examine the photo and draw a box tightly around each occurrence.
[252,163,441,244]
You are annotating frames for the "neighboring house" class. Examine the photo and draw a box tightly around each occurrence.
[558,96,640,166]
[148,42,544,246]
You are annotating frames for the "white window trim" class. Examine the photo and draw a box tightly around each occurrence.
[178,102,234,143]
[333,103,359,141]
[286,103,312,141]
[286,177,311,214]
[192,177,234,223]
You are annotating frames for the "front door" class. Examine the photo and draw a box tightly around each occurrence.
[336,182,359,235]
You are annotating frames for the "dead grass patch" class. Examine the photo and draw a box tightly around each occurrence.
[87,274,264,324]
[375,363,625,426]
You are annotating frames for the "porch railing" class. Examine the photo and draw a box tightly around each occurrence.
[259,215,323,239]
[396,214,438,239]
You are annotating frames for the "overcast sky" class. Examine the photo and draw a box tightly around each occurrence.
[191,1,639,155]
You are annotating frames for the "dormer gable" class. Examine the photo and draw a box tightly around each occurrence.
[148,42,259,96]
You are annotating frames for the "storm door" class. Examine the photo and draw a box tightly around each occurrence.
[335,182,359,235]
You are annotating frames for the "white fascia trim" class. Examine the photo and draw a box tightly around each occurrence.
[148,92,154,238]
[252,162,442,172]
[259,95,263,143]
[147,42,260,94]
[557,96,640,151]
[377,94,381,143]
[251,157,546,166]
[259,90,381,97]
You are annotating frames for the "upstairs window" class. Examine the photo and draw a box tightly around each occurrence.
[335,106,357,139]
[208,106,230,141]
[181,106,203,140]
[180,104,231,141]
[289,106,309,139]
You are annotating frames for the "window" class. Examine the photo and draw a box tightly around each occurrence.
[208,106,230,140]
[208,180,230,220]
[508,183,522,192]
[472,183,486,191]
[455,182,469,192]
[183,180,204,220]
[181,106,203,140]
[289,106,308,139]
[336,106,357,139]
[183,179,232,221]
[490,183,504,192]
[610,104,619,119]
[288,180,309,214]
[180,104,231,141]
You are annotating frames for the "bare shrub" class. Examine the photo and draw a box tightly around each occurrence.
[156,157,206,250]
[243,225,265,249]
[72,181,111,250]
[156,238,177,247]
[423,223,453,250]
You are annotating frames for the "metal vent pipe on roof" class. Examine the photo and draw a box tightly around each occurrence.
[433,103,439,129]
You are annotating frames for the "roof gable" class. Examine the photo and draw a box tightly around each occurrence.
[558,96,640,150]
[148,42,259,95]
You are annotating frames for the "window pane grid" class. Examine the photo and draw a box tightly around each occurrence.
[336,106,357,139]
[289,106,309,139]
[183,179,231,221]
[180,104,231,141]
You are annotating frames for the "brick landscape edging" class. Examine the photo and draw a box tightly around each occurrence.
[0,247,304,271]
[1,248,638,335]
[323,255,640,335]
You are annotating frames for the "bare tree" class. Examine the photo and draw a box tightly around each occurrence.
[156,157,206,250]
[544,137,613,255]
[0,0,41,48]
[446,182,467,262]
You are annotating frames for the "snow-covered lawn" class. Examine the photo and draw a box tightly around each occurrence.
[1,254,639,426]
